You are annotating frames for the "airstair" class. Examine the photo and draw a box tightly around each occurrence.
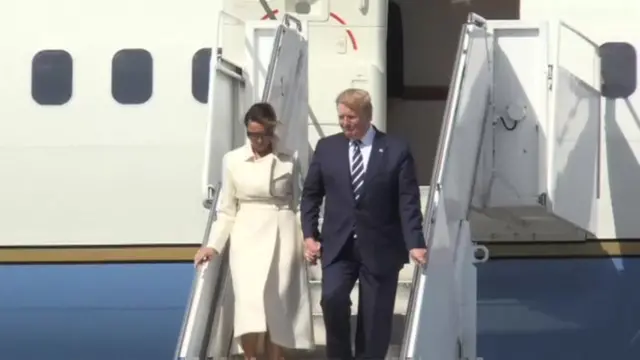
[175,11,602,360]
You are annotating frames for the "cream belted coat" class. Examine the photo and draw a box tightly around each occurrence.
[207,143,314,351]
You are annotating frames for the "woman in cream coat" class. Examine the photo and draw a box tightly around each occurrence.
[194,102,314,360]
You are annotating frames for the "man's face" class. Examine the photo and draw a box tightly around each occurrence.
[338,103,370,140]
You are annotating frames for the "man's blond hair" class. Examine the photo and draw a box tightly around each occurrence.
[335,88,373,121]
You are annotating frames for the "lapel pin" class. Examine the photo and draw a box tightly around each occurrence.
[379,148,384,153]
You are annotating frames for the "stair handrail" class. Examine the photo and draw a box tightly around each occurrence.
[399,12,488,359]
[174,182,233,360]
[175,8,253,360]
[177,12,306,359]
[203,8,245,201]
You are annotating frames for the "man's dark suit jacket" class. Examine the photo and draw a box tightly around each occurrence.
[300,129,426,275]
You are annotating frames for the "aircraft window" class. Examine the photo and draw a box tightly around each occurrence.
[112,49,153,104]
[32,50,73,105]
[600,42,636,98]
[387,0,404,98]
[192,48,212,103]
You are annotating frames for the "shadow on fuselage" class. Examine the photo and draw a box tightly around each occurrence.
[477,98,640,360]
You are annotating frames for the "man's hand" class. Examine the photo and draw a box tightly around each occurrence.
[410,248,428,266]
[304,237,321,265]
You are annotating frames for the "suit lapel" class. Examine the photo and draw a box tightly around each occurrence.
[359,130,386,202]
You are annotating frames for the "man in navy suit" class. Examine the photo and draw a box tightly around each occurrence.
[300,88,428,359]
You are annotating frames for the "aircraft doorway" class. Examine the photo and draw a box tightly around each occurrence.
[385,0,520,185]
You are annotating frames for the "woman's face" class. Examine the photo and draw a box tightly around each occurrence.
[246,120,274,153]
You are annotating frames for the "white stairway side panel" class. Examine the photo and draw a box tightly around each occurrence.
[454,221,477,360]
[244,20,308,104]
[203,66,243,201]
[442,23,492,236]
[547,22,600,235]
[403,18,488,359]
[263,25,310,174]
[408,201,457,360]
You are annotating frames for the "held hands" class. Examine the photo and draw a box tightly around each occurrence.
[194,247,218,267]
[410,247,428,266]
[303,239,427,266]
[304,237,321,265]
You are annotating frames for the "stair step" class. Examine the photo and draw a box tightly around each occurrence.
[307,313,405,358]
[306,277,411,359]
[227,313,405,359]
[224,271,416,358]
[309,279,412,315]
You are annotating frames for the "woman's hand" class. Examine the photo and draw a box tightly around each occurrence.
[194,247,218,266]
[304,238,321,265]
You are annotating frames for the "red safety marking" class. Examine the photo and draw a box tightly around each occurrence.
[329,12,358,51]
[259,9,358,51]
[260,9,280,20]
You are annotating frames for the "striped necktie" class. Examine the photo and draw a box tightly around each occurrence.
[351,140,365,200]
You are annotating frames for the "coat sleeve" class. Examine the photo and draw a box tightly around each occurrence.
[300,139,326,240]
[397,143,427,250]
[292,154,304,242]
[206,153,238,252]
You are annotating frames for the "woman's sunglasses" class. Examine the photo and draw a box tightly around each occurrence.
[247,131,274,140]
